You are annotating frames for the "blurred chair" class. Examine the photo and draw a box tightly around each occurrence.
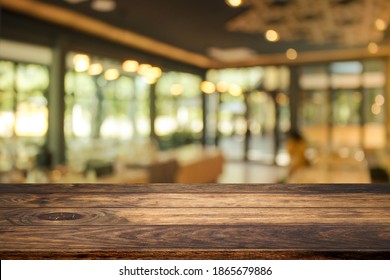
[286,130,308,176]
[147,158,179,183]
[369,167,389,183]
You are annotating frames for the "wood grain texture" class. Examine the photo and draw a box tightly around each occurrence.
[1,225,389,250]
[0,183,389,259]
[2,193,390,208]
[1,207,390,226]
[1,183,389,194]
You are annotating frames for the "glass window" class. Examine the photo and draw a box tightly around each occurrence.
[299,59,386,151]
[155,71,202,149]
[206,66,290,163]
[64,52,152,169]
[330,61,363,89]
[0,60,49,171]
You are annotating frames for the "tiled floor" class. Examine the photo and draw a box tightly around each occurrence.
[217,161,288,184]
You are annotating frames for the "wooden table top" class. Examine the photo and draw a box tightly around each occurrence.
[0,183,389,259]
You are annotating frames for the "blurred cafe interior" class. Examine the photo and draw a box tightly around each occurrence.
[1,0,390,184]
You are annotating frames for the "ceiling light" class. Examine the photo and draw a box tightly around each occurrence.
[368,42,379,54]
[149,67,162,79]
[375,18,387,31]
[73,54,90,72]
[216,81,229,93]
[88,63,103,75]
[200,81,216,94]
[104,68,120,80]
[91,0,116,12]
[143,76,157,84]
[286,48,298,60]
[122,60,139,72]
[228,84,242,96]
[265,29,280,42]
[137,64,152,76]
[225,0,243,7]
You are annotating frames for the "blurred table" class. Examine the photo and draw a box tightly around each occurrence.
[288,167,370,183]
[127,145,224,183]
[288,148,370,183]
[1,183,389,259]
[49,167,148,184]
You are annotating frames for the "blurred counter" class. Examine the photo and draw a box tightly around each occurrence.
[287,148,370,183]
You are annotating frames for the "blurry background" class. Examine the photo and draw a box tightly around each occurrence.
[1,0,389,184]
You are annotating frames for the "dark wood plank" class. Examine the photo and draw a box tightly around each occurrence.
[2,250,389,260]
[1,193,390,208]
[1,183,390,194]
[0,225,389,250]
[1,207,390,226]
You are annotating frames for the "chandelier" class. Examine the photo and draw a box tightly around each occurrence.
[227,0,389,46]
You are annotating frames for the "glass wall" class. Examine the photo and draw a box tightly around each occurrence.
[299,64,330,148]
[362,59,386,149]
[299,59,386,154]
[205,66,290,164]
[0,60,50,172]
[252,66,290,165]
[155,71,203,149]
[64,53,154,170]
[64,52,204,169]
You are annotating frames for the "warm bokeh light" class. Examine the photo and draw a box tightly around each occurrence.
[104,68,120,81]
[225,0,242,7]
[200,81,216,94]
[216,81,229,92]
[73,54,90,72]
[354,150,365,162]
[286,48,298,60]
[88,63,103,76]
[149,66,162,79]
[368,42,379,54]
[228,83,242,96]
[170,84,184,96]
[91,0,116,12]
[143,76,157,84]
[375,18,387,31]
[371,103,381,115]
[265,29,280,42]
[276,93,289,106]
[375,94,385,106]
[122,60,139,72]
[137,64,152,76]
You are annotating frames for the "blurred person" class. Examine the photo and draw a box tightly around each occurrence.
[286,130,308,176]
